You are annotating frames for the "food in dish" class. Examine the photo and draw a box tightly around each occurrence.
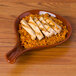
[19,14,68,48]
[20,19,36,40]
[28,17,44,40]
[34,17,50,37]
[39,16,57,36]
[44,15,62,33]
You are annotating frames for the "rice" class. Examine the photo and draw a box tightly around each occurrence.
[18,14,68,48]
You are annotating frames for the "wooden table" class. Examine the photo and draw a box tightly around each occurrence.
[0,0,76,76]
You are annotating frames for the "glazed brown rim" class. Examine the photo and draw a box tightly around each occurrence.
[6,9,72,63]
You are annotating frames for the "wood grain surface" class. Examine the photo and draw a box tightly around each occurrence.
[0,0,76,76]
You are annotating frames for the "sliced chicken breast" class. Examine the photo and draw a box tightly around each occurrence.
[39,17,57,36]
[44,17,62,33]
[20,19,36,40]
[28,17,44,40]
[34,17,51,37]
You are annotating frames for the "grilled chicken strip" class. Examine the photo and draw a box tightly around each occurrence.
[34,17,51,37]
[20,19,36,40]
[44,17,62,33]
[28,17,44,40]
[39,17,57,36]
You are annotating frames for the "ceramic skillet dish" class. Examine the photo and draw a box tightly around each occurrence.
[6,10,72,63]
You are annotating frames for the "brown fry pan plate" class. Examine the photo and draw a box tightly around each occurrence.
[6,10,72,63]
